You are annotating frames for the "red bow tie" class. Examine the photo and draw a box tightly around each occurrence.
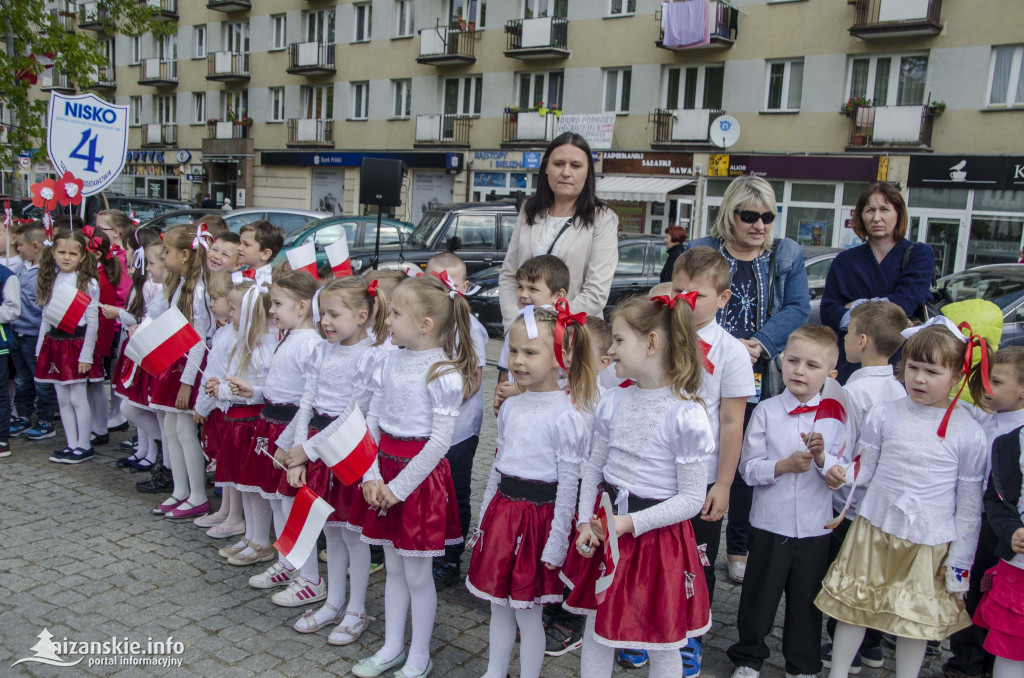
[242,269,255,280]
[698,338,714,375]
[789,404,818,415]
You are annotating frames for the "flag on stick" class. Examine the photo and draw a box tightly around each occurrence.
[594,492,620,605]
[124,306,201,377]
[310,407,378,485]
[286,242,318,278]
[274,486,334,569]
[325,236,353,277]
[43,284,91,333]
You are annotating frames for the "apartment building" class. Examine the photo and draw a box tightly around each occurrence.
[11,0,1024,273]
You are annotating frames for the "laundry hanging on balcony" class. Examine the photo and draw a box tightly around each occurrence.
[662,0,709,48]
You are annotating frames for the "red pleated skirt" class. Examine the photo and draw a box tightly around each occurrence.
[212,405,261,486]
[148,355,203,413]
[466,491,564,608]
[113,335,152,406]
[201,409,225,462]
[974,560,1024,661]
[35,331,105,384]
[359,433,462,557]
[236,410,288,498]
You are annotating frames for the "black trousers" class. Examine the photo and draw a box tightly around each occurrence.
[725,402,757,556]
[728,527,830,675]
[825,516,883,650]
[441,434,479,565]
[690,482,722,610]
[946,516,999,677]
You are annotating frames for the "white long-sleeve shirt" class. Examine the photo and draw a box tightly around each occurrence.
[194,324,236,418]
[252,328,322,405]
[36,272,99,364]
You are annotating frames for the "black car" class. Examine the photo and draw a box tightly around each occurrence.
[467,235,666,337]
[138,208,223,232]
[349,201,520,276]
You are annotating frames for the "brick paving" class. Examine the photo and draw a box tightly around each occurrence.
[0,338,951,676]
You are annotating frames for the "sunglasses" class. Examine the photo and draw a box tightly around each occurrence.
[735,210,775,225]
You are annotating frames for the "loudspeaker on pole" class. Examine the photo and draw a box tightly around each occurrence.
[359,158,406,206]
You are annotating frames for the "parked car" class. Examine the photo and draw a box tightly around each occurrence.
[926,264,1024,346]
[138,209,222,232]
[275,216,415,269]
[223,207,330,236]
[804,246,842,324]
[348,202,520,276]
[103,195,190,223]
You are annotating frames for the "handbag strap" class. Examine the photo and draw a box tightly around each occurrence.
[764,240,778,319]
[546,217,574,255]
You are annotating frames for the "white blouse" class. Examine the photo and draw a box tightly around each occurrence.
[36,272,100,364]
[215,332,276,406]
[254,328,322,405]
[194,324,235,417]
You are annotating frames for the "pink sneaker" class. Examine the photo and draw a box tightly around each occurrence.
[207,520,245,539]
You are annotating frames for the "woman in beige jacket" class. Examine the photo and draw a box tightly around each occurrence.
[498,133,620,331]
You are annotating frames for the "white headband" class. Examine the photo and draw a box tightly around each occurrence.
[312,288,322,327]
[900,315,966,343]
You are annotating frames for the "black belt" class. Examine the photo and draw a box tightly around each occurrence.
[261,402,298,422]
[309,410,335,432]
[498,473,558,505]
[48,326,86,339]
[600,481,663,514]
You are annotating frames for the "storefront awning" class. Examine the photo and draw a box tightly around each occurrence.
[595,176,693,202]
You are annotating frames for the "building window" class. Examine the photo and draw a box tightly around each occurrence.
[271,14,287,51]
[352,81,369,119]
[523,0,567,18]
[192,92,205,124]
[130,36,141,65]
[608,0,636,17]
[449,0,486,30]
[156,95,176,124]
[603,68,631,114]
[517,71,563,109]
[193,25,206,59]
[392,79,411,118]
[987,45,1024,107]
[395,0,414,37]
[270,88,285,122]
[444,75,482,116]
[665,64,724,109]
[765,59,803,112]
[306,9,335,44]
[303,85,334,120]
[847,53,928,107]
[354,3,372,42]
[130,96,142,126]
[225,89,249,119]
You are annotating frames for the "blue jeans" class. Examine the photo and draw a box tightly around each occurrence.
[0,350,9,443]
[10,332,57,422]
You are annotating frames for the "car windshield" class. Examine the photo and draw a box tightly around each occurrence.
[936,269,1024,313]
[283,220,322,245]
[408,211,446,248]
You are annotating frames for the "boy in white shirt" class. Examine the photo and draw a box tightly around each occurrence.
[237,221,282,283]
[729,325,845,678]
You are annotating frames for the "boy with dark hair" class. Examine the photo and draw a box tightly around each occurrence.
[238,220,284,283]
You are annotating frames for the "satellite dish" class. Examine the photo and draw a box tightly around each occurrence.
[710,115,741,148]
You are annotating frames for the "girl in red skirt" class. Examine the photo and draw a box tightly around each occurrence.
[563,294,715,678]
[35,229,103,463]
[84,227,122,446]
[279,276,388,643]
[466,304,596,678]
[147,224,214,519]
[351,275,479,678]
[226,272,322,575]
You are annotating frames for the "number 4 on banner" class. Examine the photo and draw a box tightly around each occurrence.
[69,130,104,173]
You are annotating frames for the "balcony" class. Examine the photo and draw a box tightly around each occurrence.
[415,114,471,147]
[90,65,116,91]
[138,58,177,86]
[656,0,738,51]
[142,0,178,21]
[649,108,725,147]
[50,8,76,32]
[847,105,934,149]
[40,70,75,93]
[78,2,108,30]
[207,121,249,140]
[143,123,177,147]
[0,125,7,145]
[206,52,249,82]
[286,42,336,76]
[287,119,334,147]
[502,110,558,146]
[206,0,251,13]
[504,17,569,60]
[849,0,942,39]
[416,27,476,66]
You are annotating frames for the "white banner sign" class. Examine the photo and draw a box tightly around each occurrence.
[47,93,129,196]
[555,114,616,150]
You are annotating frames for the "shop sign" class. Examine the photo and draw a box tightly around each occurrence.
[471,151,542,170]
[908,155,1024,191]
[600,151,694,176]
[555,114,616,150]
[260,151,452,169]
[708,154,880,182]
[46,92,129,196]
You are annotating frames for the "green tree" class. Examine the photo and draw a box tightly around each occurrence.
[1,0,175,197]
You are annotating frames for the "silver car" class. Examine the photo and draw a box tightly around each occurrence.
[223,207,330,236]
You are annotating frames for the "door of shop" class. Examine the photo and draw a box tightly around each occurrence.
[909,213,966,278]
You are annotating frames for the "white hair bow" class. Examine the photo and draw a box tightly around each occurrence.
[900,315,966,343]
[239,279,269,350]
[311,288,322,327]
[191,223,213,251]
[518,305,539,339]
[132,247,145,277]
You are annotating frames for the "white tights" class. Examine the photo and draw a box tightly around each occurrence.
[270,497,320,580]
[309,525,371,627]
[994,657,1024,678]
[831,622,926,678]
[481,603,545,678]
[370,546,436,674]
[54,382,90,450]
[87,381,108,435]
[159,412,208,507]
[580,615,681,678]
[121,401,160,464]
[236,492,272,553]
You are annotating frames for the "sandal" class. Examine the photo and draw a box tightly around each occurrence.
[327,611,375,646]
[292,602,342,634]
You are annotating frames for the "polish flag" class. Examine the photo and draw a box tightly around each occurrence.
[43,284,91,333]
[274,485,334,569]
[594,491,620,605]
[287,242,318,278]
[124,306,202,377]
[814,378,849,460]
[310,407,378,485]
[324,236,352,277]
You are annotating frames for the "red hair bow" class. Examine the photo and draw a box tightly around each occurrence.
[81,225,95,238]
[937,321,993,439]
[554,297,587,371]
[650,291,698,311]
[107,243,124,261]
[430,270,464,298]
[87,236,103,253]
[367,279,379,298]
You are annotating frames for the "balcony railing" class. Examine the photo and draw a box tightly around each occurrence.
[91,65,116,90]
[206,51,250,81]
[847,105,934,149]
[656,0,738,50]
[287,119,334,147]
[286,42,336,75]
[207,121,249,140]
[142,0,178,21]
[649,108,725,145]
[50,8,76,32]
[504,17,569,59]
[78,2,108,29]
[138,57,177,86]
[416,27,477,65]
[206,0,251,13]
[143,123,177,147]
[40,70,74,92]
[415,114,471,146]
[850,0,942,38]
[502,110,558,145]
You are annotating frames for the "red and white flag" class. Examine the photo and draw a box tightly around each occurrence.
[813,377,849,460]
[274,485,334,569]
[286,242,318,278]
[594,492,620,605]
[310,407,378,486]
[43,284,91,333]
[825,455,862,530]
[124,306,202,377]
[324,236,352,277]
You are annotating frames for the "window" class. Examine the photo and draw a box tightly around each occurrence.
[270,88,285,122]
[354,3,372,42]
[847,53,928,107]
[603,68,631,114]
[392,79,411,118]
[306,9,335,44]
[764,59,803,112]
[271,14,286,51]
[130,36,141,65]
[987,45,1024,107]
[517,71,563,109]
[130,96,142,126]
[500,214,517,248]
[303,85,334,120]
[193,25,206,59]
[451,214,496,249]
[615,242,647,275]
[523,0,567,18]
[665,64,724,109]
[225,89,249,119]
[226,21,249,54]
[449,0,486,29]
[311,223,352,248]
[156,95,176,124]
[444,76,483,116]
[192,92,205,124]
[352,81,369,119]
[608,0,636,17]
[395,0,414,37]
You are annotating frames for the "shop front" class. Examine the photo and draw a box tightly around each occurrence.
[468,151,542,203]
[597,152,696,236]
[110,149,184,200]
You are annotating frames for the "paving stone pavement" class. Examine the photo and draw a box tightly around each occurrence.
[1,339,952,676]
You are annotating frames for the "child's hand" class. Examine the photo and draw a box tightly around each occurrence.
[100,304,121,319]
[777,451,813,476]
[77,361,92,375]
[825,465,848,490]
[274,446,289,465]
[175,384,193,410]
[287,465,306,488]
[1013,527,1024,555]
[701,481,730,522]
[575,523,596,559]
[588,514,607,543]
[801,431,825,465]
[378,484,399,510]
[284,445,308,469]
[613,514,635,538]
[363,479,383,507]
[204,377,220,396]
[543,562,558,571]
[194,412,207,425]
[227,377,253,398]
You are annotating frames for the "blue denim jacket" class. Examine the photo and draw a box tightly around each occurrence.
[686,236,810,358]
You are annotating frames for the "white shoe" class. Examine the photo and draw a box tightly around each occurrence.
[394,659,433,678]
[351,649,407,678]
[727,557,747,583]
[248,561,298,589]
[270,575,327,607]
[731,668,760,678]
